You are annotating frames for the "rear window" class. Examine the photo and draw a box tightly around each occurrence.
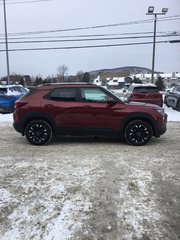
[133,87,158,93]
[20,88,36,99]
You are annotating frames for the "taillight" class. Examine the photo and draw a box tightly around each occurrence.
[15,102,27,109]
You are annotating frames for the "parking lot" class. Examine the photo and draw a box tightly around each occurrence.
[0,122,180,239]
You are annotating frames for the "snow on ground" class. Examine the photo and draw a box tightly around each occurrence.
[0,114,13,123]
[0,104,179,123]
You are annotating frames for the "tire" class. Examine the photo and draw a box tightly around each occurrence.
[124,120,153,146]
[25,120,52,145]
[176,101,180,112]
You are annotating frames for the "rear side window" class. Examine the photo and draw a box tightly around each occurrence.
[133,87,158,93]
[48,88,76,102]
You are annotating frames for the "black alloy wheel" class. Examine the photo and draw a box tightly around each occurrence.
[25,120,52,145]
[124,120,153,146]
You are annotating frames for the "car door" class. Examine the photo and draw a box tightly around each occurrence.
[43,87,83,134]
[78,87,125,134]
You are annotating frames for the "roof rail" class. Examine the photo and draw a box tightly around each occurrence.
[39,82,93,86]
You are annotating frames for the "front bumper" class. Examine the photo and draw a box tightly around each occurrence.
[154,113,167,137]
[13,122,24,134]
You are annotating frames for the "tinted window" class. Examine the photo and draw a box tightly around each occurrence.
[49,88,76,102]
[133,87,158,93]
[81,88,109,102]
[0,88,7,94]
[10,86,22,93]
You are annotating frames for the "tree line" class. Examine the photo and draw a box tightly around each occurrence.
[0,65,92,86]
[0,64,167,91]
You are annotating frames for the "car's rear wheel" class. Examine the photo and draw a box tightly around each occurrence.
[124,120,153,146]
[25,120,52,145]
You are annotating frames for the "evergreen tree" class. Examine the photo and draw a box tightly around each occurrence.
[133,77,142,83]
[155,76,165,91]
[33,76,43,86]
[83,72,91,82]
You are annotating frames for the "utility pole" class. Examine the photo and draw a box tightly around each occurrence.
[3,0,10,85]
[146,6,168,84]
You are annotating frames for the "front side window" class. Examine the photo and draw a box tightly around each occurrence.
[80,88,109,103]
[48,88,76,102]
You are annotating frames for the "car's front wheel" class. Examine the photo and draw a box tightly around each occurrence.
[124,120,153,146]
[25,120,53,145]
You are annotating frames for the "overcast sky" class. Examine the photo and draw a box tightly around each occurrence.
[0,0,180,78]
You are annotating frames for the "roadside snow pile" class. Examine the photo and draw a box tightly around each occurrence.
[164,105,180,121]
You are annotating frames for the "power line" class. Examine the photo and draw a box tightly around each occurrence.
[0,40,171,52]
[0,15,179,37]
[1,31,179,40]
[0,32,155,40]
[0,34,179,44]
[0,31,179,41]
[0,0,51,5]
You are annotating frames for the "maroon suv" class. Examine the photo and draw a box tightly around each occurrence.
[13,83,167,146]
[125,83,163,107]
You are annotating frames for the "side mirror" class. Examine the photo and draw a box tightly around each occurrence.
[107,97,117,106]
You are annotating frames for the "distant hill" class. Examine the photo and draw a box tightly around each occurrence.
[90,66,162,76]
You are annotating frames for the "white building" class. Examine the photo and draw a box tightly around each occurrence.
[131,72,180,86]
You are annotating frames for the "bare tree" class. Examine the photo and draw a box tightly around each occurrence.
[57,65,69,82]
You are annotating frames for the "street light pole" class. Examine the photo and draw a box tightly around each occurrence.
[146,6,168,84]
[3,0,10,85]
[151,14,157,84]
